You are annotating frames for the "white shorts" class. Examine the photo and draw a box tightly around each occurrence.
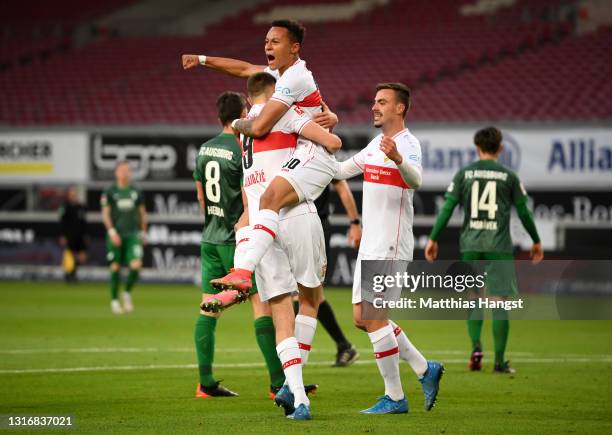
[255,208,327,302]
[277,145,337,202]
[352,253,410,304]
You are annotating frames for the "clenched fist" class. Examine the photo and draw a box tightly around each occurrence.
[379,136,402,165]
[182,54,199,70]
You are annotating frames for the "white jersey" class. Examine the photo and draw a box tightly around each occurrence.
[265,59,322,116]
[337,129,422,260]
[241,103,316,221]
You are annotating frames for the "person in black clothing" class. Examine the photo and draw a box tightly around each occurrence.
[59,186,88,282]
[294,179,362,366]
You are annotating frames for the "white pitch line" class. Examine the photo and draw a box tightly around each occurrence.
[2,356,612,375]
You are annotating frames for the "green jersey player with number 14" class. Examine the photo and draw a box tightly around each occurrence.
[425,126,544,374]
[101,161,147,315]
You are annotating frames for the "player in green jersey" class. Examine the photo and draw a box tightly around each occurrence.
[425,126,544,373]
[101,161,147,315]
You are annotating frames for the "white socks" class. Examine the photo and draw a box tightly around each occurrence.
[234,226,251,260]
[234,209,279,271]
[369,324,404,401]
[295,314,317,365]
[276,337,309,407]
[389,320,428,377]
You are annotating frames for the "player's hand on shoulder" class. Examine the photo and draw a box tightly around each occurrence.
[380,136,402,165]
[313,101,338,130]
[424,239,438,263]
[182,54,199,70]
[530,242,544,264]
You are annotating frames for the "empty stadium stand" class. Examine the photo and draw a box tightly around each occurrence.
[1,0,609,125]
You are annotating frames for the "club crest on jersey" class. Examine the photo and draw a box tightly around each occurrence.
[244,169,266,187]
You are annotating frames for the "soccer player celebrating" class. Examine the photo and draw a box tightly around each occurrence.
[334,83,444,414]
[215,72,340,419]
[425,126,544,374]
[193,89,323,401]
[182,20,339,293]
[101,161,147,314]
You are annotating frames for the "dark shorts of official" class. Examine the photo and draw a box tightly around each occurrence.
[67,236,87,252]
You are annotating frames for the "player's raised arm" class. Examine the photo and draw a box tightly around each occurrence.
[182,54,266,78]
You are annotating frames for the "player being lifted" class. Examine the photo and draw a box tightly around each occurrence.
[183,20,338,294]
[193,91,316,399]
[425,126,543,374]
[101,161,147,314]
[334,83,444,414]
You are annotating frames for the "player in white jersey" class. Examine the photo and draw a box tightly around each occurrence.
[207,72,339,420]
[334,83,444,415]
[182,20,338,290]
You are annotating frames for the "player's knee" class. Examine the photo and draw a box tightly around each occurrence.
[353,317,367,331]
[129,260,142,270]
[109,262,120,272]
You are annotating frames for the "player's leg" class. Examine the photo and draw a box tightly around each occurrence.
[295,284,321,366]
[295,295,358,367]
[270,293,311,419]
[357,303,407,414]
[106,236,122,314]
[462,252,485,370]
[226,176,298,279]
[486,253,518,374]
[195,243,237,398]
[122,236,143,313]
[388,320,427,377]
[251,293,286,396]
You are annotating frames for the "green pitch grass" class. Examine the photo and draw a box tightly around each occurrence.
[1,282,611,434]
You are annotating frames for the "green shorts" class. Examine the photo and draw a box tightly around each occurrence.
[461,252,517,297]
[201,242,257,295]
[106,234,143,266]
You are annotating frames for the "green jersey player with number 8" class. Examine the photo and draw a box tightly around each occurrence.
[425,126,544,374]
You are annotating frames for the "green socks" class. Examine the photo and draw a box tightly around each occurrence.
[110,271,120,300]
[467,306,484,350]
[254,316,285,388]
[492,308,509,365]
[195,314,218,387]
[126,268,140,293]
